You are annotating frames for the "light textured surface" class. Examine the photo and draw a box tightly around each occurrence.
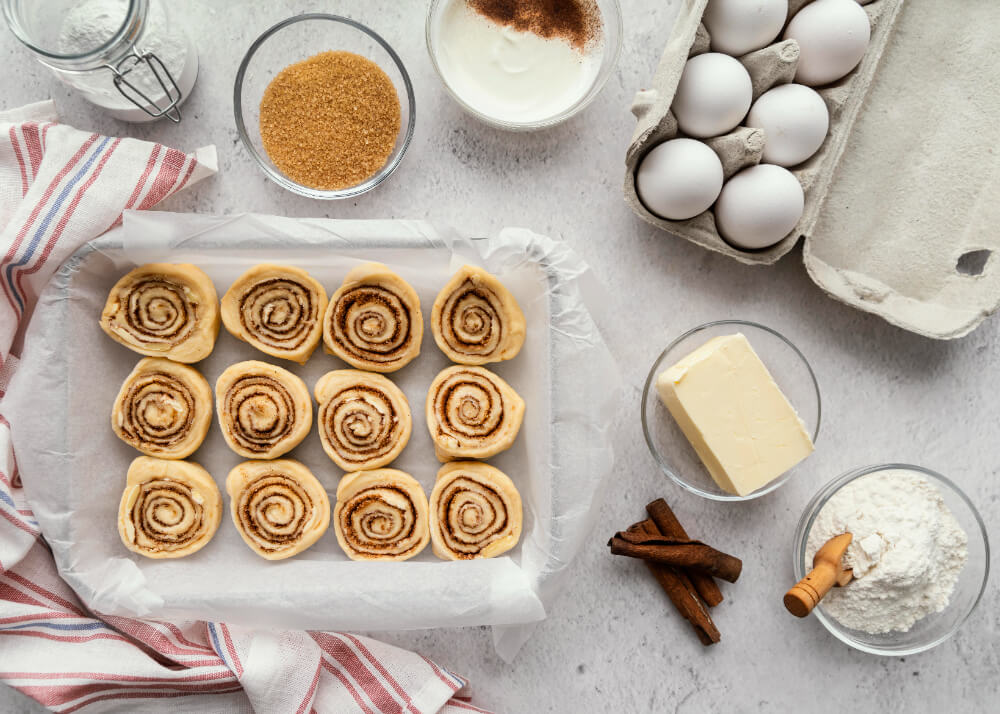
[1,1,997,712]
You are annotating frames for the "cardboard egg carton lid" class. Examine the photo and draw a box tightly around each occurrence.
[625,0,1000,339]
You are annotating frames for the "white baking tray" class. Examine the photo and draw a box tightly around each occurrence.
[5,212,619,661]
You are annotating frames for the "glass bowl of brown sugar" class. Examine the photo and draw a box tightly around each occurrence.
[234,14,415,199]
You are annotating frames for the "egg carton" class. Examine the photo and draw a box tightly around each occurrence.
[624,0,901,266]
[625,0,1000,338]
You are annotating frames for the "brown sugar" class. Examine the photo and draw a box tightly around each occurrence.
[259,51,401,191]
[468,0,602,51]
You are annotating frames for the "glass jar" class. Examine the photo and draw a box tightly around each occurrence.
[2,0,198,122]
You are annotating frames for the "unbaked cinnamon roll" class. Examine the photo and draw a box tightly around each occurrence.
[323,263,423,373]
[220,264,327,364]
[429,461,522,560]
[226,459,330,560]
[315,370,412,471]
[118,456,222,559]
[333,469,430,561]
[112,358,212,459]
[426,365,525,461]
[100,263,219,363]
[215,361,312,459]
[431,265,526,365]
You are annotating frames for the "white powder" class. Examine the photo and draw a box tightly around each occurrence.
[57,0,190,109]
[806,470,968,634]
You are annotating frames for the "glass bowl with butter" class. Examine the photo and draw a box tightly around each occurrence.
[641,320,821,501]
[425,0,623,130]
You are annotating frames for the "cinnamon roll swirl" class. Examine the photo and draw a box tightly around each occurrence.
[112,358,212,459]
[426,365,525,462]
[333,469,430,561]
[118,456,222,559]
[226,459,331,560]
[431,265,526,365]
[220,264,327,364]
[100,263,219,363]
[429,462,522,560]
[215,361,312,459]
[315,370,412,471]
[323,263,423,373]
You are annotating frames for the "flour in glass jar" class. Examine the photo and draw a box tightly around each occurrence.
[57,0,194,115]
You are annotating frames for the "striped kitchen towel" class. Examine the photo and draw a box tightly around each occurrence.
[0,101,487,714]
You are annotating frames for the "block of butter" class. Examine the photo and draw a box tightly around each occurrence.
[656,333,814,496]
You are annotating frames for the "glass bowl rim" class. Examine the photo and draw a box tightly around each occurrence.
[640,319,822,502]
[233,13,416,199]
[423,0,623,131]
[792,462,991,656]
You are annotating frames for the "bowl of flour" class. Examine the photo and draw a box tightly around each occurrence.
[794,464,989,655]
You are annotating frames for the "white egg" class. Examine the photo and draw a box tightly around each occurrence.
[747,83,829,167]
[672,53,753,139]
[636,139,724,221]
[703,0,788,56]
[784,0,871,86]
[714,164,804,250]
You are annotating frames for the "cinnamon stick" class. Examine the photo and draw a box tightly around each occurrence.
[608,531,743,583]
[631,520,720,645]
[646,499,724,607]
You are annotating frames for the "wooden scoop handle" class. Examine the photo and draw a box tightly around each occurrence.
[784,533,853,618]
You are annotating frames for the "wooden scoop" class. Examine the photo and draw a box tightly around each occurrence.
[784,533,854,618]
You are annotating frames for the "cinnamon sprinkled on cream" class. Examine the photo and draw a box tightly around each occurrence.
[468,0,602,51]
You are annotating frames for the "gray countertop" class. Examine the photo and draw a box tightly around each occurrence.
[1,1,996,712]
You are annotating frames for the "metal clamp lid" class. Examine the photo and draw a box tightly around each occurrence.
[105,46,183,122]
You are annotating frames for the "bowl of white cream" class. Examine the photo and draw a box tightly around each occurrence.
[426,0,622,130]
[793,464,989,655]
